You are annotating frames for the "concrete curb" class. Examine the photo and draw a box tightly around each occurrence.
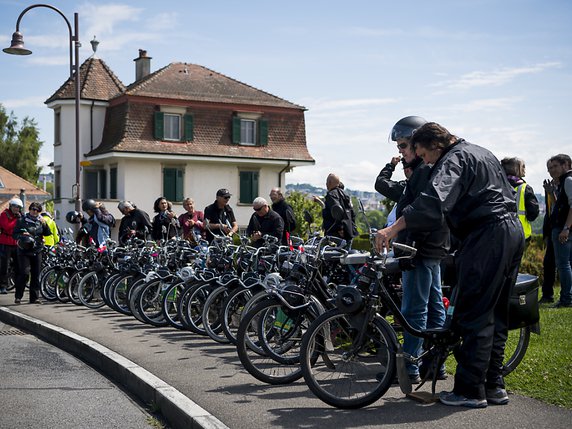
[0,306,229,429]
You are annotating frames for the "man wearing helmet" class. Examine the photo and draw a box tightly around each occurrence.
[382,116,450,384]
[13,202,51,304]
[0,198,23,294]
[78,199,115,247]
[376,122,524,408]
[117,201,152,245]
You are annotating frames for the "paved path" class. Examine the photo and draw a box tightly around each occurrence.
[1,293,571,429]
[0,321,155,429]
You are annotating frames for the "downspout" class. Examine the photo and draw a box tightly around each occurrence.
[90,100,95,151]
[278,160,291,188]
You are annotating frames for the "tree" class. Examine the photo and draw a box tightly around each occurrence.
[0,103,43,183]
[285,190,323,239]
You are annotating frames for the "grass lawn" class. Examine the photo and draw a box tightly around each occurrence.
[504,300,572,408]
[445,292,572,409]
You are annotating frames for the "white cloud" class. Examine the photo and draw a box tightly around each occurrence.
[2,96,48,109]
[451,97,522,112]
[434,62,561,90]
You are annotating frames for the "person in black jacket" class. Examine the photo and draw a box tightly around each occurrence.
[203,189,238,243]
[269,188,296,244]
[117,201,152,245]
[321,173,358,242]
[387,116,450,384]
[151,197,180,242]
[376,122,524,408]
[374,156,407,203]
[548,154,572,308]
[12,202,51,304]
[539,160,560,303]
[78,199,116,247]
[246,197,284,248]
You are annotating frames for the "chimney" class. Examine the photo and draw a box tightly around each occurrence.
[134,49,151,81]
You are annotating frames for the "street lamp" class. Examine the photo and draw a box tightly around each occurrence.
[3,3,82,214]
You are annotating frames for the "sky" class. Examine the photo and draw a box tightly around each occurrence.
[1,0,571,197]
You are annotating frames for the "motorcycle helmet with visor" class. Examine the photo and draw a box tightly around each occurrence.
[388,116,427,145]
[9,198,24,208]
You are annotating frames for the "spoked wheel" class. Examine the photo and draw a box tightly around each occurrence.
[502,326,531,377]
[300,309,397,409]
[78,271,106,309]
[236,298,318,385]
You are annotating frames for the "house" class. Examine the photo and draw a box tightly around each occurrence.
[46,48,314,231]
[0,166,50,212]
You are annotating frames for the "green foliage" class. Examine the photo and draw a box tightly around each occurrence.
[0,103,43,183]
[285,190,323,238]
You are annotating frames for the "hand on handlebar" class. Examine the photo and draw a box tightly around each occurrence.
[375,226,397,254]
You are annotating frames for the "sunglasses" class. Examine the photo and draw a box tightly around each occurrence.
[29,208,40,212]
[397,142,409,149]
[223,196,231,200]
[253,206,266,212]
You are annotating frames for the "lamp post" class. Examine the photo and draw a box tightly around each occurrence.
[3,3,82,215]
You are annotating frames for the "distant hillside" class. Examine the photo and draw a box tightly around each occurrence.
[286,183,380,200]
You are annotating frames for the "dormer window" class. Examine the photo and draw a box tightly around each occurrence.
[154,109,193,142]
[164,113,181,141]
[232,113,268,146]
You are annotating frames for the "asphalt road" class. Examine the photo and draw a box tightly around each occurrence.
[1,295,572,429]
[0,321,158,429]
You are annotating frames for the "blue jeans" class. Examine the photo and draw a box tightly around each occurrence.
[401,258,446,376]
[552,228,572,304]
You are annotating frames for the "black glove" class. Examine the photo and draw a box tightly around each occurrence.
[398,258,416,271]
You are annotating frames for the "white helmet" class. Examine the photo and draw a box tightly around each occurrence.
[8,198,23,208]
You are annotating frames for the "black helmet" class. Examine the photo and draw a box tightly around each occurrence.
[389,116,427,142]
[66,210,81,224]
[82,199,97,212]
[17,235,36,251]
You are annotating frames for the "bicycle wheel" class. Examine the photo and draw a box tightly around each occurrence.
[161,279,186,330]
[78,271,106,309]
[40,267,59,301]
[236,298,317,385]
[300,309,397,409]
[67,269,85,306]
[202,286,231,343]
[502,326,531,376]
[55,268,72,303]
[178,281,212,335]
[136,278,170,327]
[221,287,258,345]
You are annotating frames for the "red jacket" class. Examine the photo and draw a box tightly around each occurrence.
[0,208,19,246]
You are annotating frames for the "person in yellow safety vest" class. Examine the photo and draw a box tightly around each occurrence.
[501,157,540,240]
[41,211,60,247]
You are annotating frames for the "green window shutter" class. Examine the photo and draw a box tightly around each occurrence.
[184,114,194,142]
[110,168,117,199]
[163,168,176,201]
[258,119,268,146]
[239,171,259,204]
[154,112,164,140]
[232,116,241,144]
[176,168,184,201]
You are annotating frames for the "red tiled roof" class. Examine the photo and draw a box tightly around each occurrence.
[45,56,125,104]
[89,101,314,162]
[124,63,305,110]
[0,166,50,207]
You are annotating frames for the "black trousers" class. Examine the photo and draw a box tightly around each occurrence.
[542,236,556,298]
[0,244,19,288]
[15,251,42,302]
[452,215,524,400]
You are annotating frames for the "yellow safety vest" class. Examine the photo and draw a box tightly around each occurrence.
[515,184,531,239]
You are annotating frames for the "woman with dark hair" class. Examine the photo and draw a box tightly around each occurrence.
[376,122,524,408]
[12,202,51,304]
[151,197,180,241]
